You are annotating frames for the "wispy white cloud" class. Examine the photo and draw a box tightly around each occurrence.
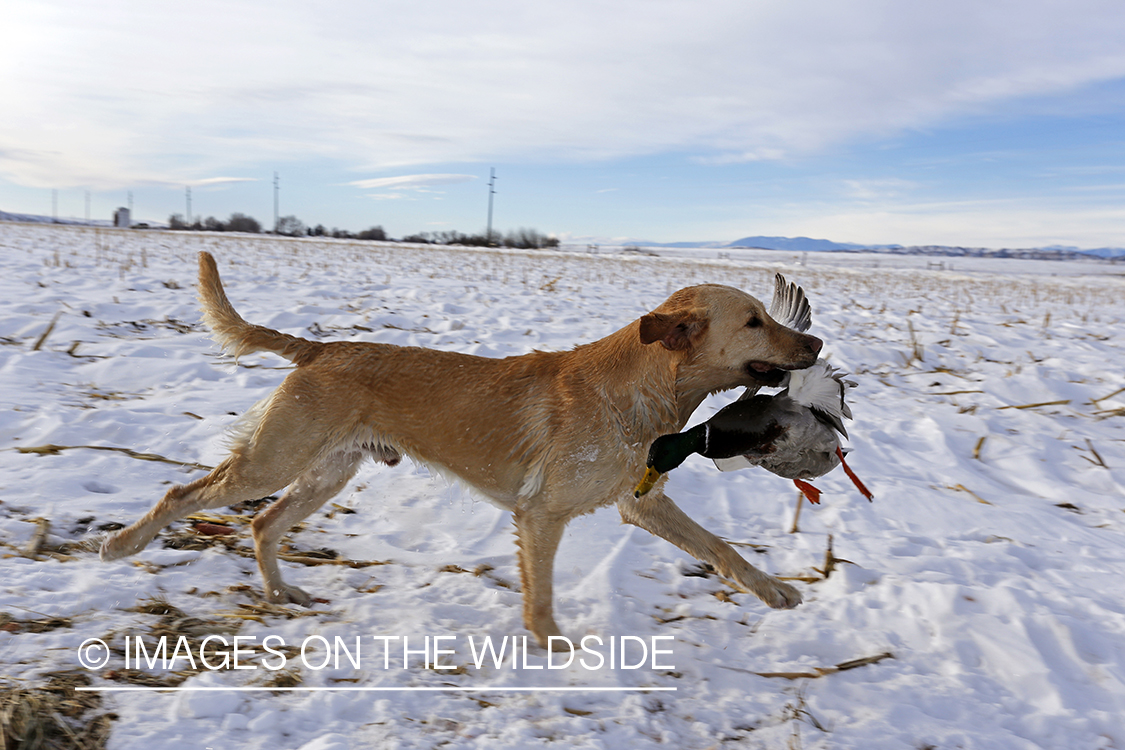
[842,178,920,202]
[2,1,1124,190]
[694,148,788,166]
[1061,182,1125,193]
[349,174,477,190]
[190,177,258,187]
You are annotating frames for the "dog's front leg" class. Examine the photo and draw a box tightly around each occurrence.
[512,502,568,648]
[618,491,802,609]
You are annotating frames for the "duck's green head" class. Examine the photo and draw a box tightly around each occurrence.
[633,428,705,497]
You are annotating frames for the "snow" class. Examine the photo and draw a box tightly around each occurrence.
[1,222,1124,749]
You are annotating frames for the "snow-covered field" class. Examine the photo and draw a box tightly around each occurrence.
[2,222,1124,749]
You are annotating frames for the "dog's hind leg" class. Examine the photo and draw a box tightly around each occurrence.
[617,491,802,610]
[251,450,365,605]
[100,388,329,565]
[99,450,302,563]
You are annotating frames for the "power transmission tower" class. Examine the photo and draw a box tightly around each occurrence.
[486,168,496,246]
[273,172,279,233]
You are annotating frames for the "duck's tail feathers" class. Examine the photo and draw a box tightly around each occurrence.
[787,360,855,435]
[197,252,324,366]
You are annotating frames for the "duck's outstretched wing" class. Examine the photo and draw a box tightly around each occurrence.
[769,273,812,333]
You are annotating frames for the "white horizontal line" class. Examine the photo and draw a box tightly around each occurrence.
[77,686,676,693]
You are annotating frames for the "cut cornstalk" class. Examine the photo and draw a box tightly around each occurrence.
[998,399,1070,410]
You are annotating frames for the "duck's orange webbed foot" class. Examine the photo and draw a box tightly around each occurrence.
[793,478,822,505]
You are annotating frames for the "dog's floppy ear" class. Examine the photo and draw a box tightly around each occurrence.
[639,309,709,351]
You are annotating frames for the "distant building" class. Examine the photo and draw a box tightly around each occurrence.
[113,208,130,228]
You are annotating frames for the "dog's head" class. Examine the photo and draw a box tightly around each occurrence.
[639,283,822,390]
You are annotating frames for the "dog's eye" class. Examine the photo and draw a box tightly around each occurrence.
[746,316,762,328]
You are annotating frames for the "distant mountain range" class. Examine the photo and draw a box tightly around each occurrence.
[645,235,1125,260]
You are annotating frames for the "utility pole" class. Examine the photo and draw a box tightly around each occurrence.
[128,191,133,227]
[186,186,192,224]
[486,168,496,246]
[273,172,279,233]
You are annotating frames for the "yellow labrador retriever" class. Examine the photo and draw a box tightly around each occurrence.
[102,252,822,646]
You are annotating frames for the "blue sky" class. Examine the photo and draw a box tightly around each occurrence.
[2,0,1124,248]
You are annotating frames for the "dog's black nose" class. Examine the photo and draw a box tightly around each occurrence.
[806,334,823,355]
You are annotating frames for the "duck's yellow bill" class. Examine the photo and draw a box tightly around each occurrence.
[633,467,662,498]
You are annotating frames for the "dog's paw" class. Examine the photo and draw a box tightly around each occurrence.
[758,577,803,609]
[523,614,566,651]
[264,583,313,607]
[99,533,133,562]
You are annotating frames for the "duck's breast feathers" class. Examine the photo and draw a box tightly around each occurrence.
[714,454,753,472]
[757,446,842,480]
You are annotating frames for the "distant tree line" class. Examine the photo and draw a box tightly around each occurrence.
[167,213,558,249]
[400,228,559,249]
[307,224,387,241]
[169,213,263,233]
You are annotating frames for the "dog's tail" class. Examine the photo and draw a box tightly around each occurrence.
[197,251,324,365]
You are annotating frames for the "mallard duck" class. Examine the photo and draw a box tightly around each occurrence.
[634,273,872,504]
[710,359,872,504]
